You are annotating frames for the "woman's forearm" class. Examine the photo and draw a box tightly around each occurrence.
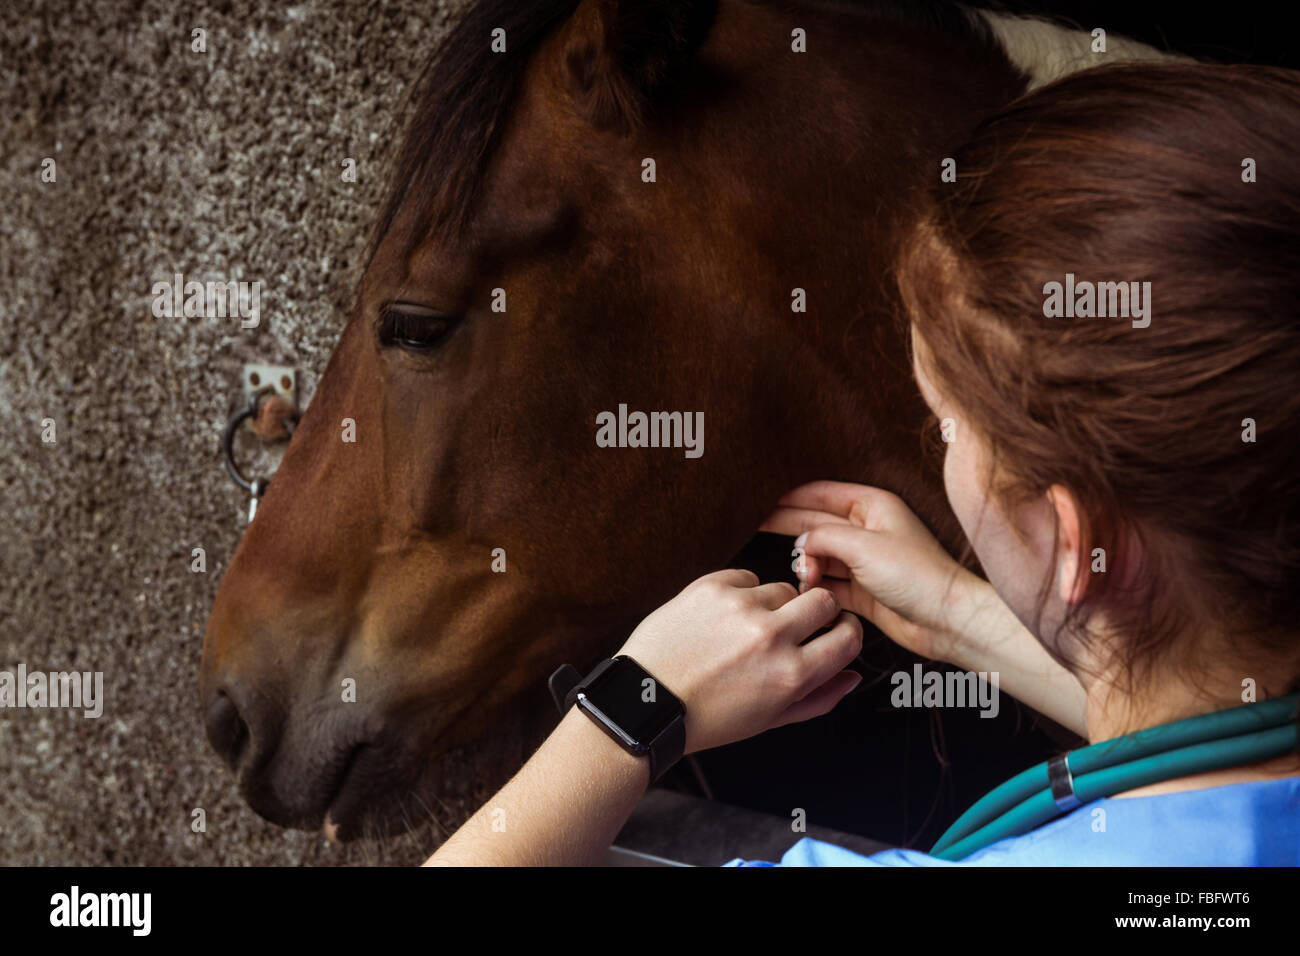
[424,706,649,866]
[943,579,1089,737]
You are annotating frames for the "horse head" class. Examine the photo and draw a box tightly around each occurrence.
[201,0,1024,838]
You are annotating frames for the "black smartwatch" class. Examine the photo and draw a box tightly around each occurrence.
[547,655,687,783]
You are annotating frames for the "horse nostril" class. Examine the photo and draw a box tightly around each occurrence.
[204,689,249,771]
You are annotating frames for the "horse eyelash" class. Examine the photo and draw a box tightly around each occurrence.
[375,307,459,351]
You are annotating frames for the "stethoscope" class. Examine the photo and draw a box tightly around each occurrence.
[930,692,1300,861]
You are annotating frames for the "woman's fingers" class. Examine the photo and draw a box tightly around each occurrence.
[764,486,909,592]
[796,552,852,585]
[774,480,904,529]
[697,567,760,589]
[760,505,852,537]
[795,611,864,688]
[809,577,862,616]
[763,485,914,600]
[770,612,864,728]
[774,669,863,726]
[750,580,799,609]
[805,578,903,644]
[773,585,842,639]
[796,522,877,576]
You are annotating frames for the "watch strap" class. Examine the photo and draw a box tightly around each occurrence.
[547,663,582,714]
[648,709,686,783]
[546,659,686,783]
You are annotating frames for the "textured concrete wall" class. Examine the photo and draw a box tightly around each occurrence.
[0,0,468,864]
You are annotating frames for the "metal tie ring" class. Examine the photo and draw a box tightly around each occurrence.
[221,389,297,496]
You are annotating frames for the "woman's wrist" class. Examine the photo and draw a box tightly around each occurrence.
[559,704,653,788]
[932,573,1089,735]
[932,570,1002,668]
[426,704,649,866]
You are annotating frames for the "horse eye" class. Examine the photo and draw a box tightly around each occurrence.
[377,306,458,352]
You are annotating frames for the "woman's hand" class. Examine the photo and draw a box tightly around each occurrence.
[762,480,1089,736]
[617,569,864,755]
[431,569,863,866]
[761,480,982,663]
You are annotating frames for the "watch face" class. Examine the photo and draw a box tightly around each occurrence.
[580,656,682,747]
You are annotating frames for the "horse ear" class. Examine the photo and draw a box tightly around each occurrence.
[562,0,716,130]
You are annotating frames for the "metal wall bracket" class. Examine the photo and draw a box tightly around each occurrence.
[242,364,297,406]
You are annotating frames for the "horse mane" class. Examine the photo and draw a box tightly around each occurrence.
[363,0,999,270]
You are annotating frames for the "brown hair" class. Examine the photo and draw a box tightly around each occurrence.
[898,63,1300,693]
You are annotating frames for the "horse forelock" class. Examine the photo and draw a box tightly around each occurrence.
[365,0,582,274]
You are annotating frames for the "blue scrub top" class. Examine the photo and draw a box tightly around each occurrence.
[724,776,1300,866]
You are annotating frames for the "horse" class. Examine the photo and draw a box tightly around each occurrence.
[200,0,1180,840]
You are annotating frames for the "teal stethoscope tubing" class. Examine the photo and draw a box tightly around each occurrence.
[929,693,1300,861]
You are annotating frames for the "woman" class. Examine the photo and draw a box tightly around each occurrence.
[425,63,1300,866]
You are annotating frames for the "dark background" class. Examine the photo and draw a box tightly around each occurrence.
[1004,0,1300,70]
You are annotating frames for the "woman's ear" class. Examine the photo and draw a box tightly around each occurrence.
[561,0,716,130]
[1047,484,1088,606]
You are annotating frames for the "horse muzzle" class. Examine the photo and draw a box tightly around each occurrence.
[202,670,424,837]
